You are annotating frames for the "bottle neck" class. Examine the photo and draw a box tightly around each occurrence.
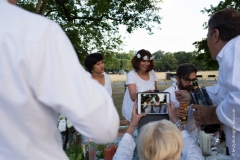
[193,86,199,90]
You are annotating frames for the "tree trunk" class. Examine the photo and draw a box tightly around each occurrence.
[35,0,42,14]
[40,0,48,15]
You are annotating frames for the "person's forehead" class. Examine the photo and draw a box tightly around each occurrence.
[188,72,197,78]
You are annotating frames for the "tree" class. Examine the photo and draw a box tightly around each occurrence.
[153,50,164,60]
[173,51,194,65]
[160,53,178,71]
[17,0,162,63]
[193,0,240,70]
[193,39,218,70]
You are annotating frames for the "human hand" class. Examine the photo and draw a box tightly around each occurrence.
[130,101,146,127]
[175,90,191,102]
[167,101,178,123]
[177,107,187,119]
[191,105,218,126]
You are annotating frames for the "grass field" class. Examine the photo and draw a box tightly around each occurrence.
[110,71,218,120]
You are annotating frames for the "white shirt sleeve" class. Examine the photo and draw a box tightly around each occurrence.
[151,70,158,81]
[113,133,136,160]
[29,23,119,143]
[104,73,112,96]
[126,70,136,85]
[181,130,204,160]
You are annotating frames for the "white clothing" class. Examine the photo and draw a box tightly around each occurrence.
[113,130,204,160]
[160,104,168,113]
[164,86,197,138]
[0,1,119,160]
[206,35,240,159]
[122,70,157,121]
[143,102,151,113]
[153,101,160,113]
[103,72,112,96]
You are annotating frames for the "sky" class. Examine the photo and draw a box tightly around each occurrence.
[120,0,221,53]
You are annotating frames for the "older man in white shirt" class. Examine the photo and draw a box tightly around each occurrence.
[176,8,240,160]
[0,0,119,159]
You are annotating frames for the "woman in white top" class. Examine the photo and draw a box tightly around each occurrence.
[143,97,152,113]
[122,49,157,121]
[84,53,112,96]
[153,96,161,113]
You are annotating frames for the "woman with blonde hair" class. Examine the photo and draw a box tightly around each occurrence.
[113,101,204,160]
[138,120,183,160]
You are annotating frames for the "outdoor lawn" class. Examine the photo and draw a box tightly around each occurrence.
[110,71,218,120]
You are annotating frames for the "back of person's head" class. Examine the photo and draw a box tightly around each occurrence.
[84,53,104,73]
[131,49,155,72]
[208,8,240,41]
[138,120,183,160]
[176,63,197,79]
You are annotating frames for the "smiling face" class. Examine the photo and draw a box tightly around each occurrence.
[139,60,150,72]
[92,60,104,74]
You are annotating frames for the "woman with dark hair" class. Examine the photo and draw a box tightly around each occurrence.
[143,97,152,113]
[84,53,112,96]
[122,49,157,121]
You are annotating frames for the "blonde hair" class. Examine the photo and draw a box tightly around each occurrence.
[138,120,183,160]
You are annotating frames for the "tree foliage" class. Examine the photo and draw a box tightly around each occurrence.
[153,50,164,60]
[17,0,162,63]
[193,0,240,70]
[159,53,178,71]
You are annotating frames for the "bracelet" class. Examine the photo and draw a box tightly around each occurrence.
[175,119,182,128]
[130,122,136,128]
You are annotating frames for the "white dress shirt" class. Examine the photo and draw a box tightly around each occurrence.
[113,130,204,160]
[0,1,119,159]
[206,35,240,160]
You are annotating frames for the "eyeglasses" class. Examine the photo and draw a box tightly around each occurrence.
[180,77,198,84]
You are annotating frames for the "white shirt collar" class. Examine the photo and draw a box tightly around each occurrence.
[216,35,240,62]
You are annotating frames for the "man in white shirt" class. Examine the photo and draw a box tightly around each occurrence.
[0,0,119,159]
[176,8,240,159]
[164,63,198,138]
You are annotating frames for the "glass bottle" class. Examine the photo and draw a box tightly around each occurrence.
[191,81,220,133]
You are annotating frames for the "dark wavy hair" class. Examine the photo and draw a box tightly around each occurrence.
[84,53,103,73]
[208,8,240,41]
[131,49,155,72]
[176,63,197,79]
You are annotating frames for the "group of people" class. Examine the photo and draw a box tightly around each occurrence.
[141,96,168,113]
[1,0,240,159]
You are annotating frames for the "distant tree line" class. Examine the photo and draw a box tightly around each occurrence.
[103,49,216,73]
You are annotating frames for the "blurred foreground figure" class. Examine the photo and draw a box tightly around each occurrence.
[0,0,119,159]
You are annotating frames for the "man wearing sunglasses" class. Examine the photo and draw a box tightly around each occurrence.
[164,63,198,138]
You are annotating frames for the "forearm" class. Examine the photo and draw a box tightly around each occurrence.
[181,130,204,160]
[126,122,136,135]
[206,106,222,125]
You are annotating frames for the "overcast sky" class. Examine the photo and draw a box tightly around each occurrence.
[119,0,221,53]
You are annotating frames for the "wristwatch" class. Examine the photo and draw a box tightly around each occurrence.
[175,119,182,128]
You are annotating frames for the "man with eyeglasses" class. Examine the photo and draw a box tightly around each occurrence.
[164,63,198,138]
